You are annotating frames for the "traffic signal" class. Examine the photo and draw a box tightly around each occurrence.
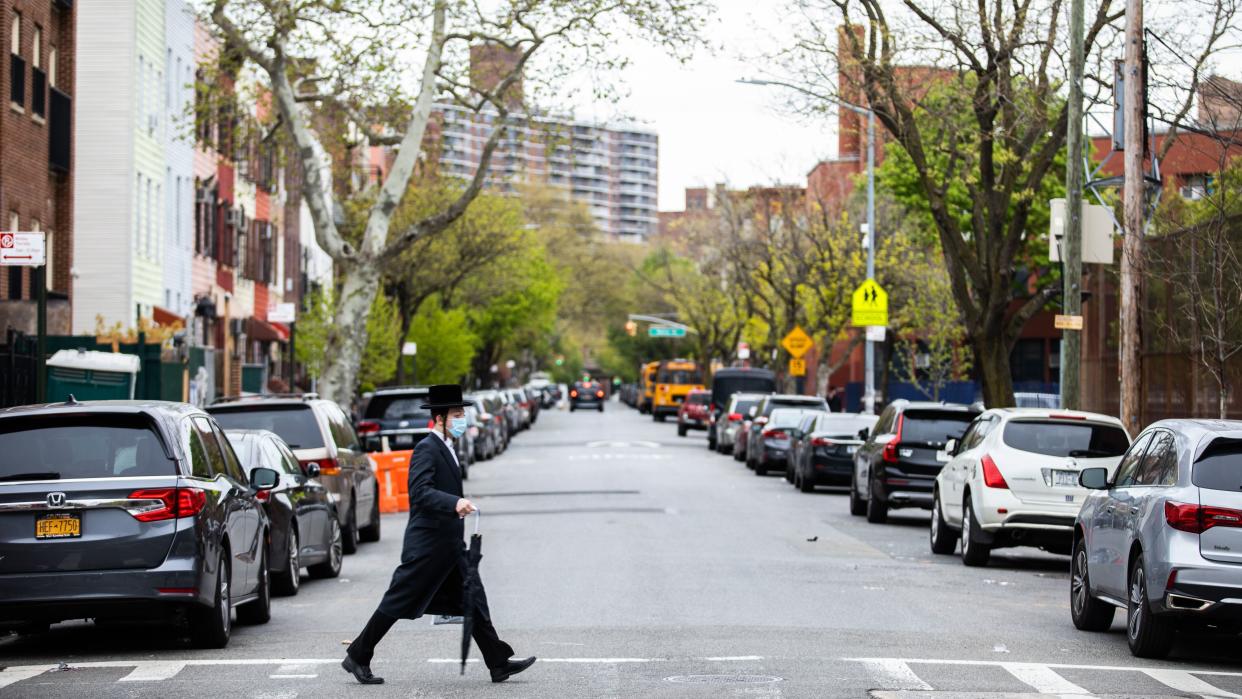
[555,356,564,366]
[625,320,637,336]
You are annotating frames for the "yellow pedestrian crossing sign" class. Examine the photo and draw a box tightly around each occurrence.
[852,278,889,327]
[781,326,813,358]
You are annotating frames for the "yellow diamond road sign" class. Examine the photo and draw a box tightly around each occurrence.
[852,278,889,327]
[781,326,813,358]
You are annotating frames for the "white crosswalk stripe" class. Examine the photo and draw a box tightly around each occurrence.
[119,661,187,681]
[850,657,1242,697]
[0,665,56,690]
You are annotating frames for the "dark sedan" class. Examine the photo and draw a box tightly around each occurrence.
[569,381,606,412]
[225,430,343,595]
[788,412,878,492]
[752,408,818,476]
[0,400,278,648]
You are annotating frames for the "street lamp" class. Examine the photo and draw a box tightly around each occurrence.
[737,77,879,413]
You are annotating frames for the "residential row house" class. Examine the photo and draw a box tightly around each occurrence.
[73,0,331,402]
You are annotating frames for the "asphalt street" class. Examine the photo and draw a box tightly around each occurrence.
[4,402,1242,698]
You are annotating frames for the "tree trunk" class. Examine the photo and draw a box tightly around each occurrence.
[319,263,380,404]
[393,285,413,385]
[974,334,1015,408]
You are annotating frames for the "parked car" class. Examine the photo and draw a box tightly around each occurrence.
[496,390,523,435]
[569,380,606,412]
[788,412,878,492]
[0,400,278,648]
[744,394,830,471]
[352,386,433,453]
[469,391,510,452]
[506,388,533,431]
[751,408,819,476]
[676,389,712,437]
[1072,420,1242,658]
[466,404,498,462]
[851,400,980,524]
[929,408,1130,566]
[224,429,344,595]
[207,395,380,555]
[716,393,766,455]
[708,367,777,451]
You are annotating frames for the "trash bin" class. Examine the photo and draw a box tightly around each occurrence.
[46,349,142,401]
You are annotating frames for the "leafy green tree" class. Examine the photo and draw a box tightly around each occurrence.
[295,285,401,392]
[405,299,480,385]
[358,292,402,392]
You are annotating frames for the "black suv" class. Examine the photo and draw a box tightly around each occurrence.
[851,400,980,523]
[0,400,279,648]
[207,395,380,555]
[354,386,433,453]
[570,381,606,412]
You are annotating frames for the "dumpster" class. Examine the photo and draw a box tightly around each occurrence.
[46,349,142,401]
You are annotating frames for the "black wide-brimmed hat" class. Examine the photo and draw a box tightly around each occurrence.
[421,384,474,409]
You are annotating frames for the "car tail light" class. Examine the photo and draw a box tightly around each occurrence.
[882,414,905,463]
[301,457,341,476]
[763,429,787,440]
[1049,413,1087,420]
[981,454,1008,489]
[356,420,380,435]
[811,437,835,447]
[728,412,743,421]
[1165,501,1242,533]
[570,390,579,398]
[596,390,605,398]
[127,487,207,522]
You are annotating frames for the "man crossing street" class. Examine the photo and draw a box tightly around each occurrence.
[342,384,536,685]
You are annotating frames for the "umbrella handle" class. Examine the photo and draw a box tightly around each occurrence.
[471,508,481,536]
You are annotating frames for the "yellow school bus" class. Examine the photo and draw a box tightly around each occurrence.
[638,361,659,414]
[652,359,705,422]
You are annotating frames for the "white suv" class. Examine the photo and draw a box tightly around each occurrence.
[929,408,1130,566]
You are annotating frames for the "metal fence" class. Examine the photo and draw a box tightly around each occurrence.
[0,329,38,408]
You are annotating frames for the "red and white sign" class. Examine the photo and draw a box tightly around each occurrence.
[0,232,46,266]
[267,302,296,323]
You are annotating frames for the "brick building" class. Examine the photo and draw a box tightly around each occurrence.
[0,0,73,335]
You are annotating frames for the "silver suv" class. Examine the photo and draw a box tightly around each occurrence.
[208,395,380,555]
[1072,419,1242,658]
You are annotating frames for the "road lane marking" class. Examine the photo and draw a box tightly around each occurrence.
[271,663,319,679]
[269,674,317,679]
[858,660,932,691]
[0,665,56,689]
[119,661,186,681]
[1142,669,1242,698]
[847,658,1242,676]
[1001,663,1091,695]
[706,656,765,661]
[428,657,666,663]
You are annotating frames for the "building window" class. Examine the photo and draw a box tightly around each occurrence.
[47,45,54,87]
[9,13,23,109]
[10,12,19,54]
[31,25,39,67]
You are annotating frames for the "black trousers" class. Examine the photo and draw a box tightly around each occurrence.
[347,608,512,669]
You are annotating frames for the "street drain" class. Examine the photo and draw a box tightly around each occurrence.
[664,675,782,684]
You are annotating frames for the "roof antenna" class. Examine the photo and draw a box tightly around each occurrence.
[64,394,80,406]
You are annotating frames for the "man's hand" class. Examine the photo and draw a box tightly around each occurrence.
[456,498,476,518]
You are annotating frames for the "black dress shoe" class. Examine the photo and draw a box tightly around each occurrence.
[342,655,384,684]
[490,656,536,683]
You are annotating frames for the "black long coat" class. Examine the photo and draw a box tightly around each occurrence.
[376,434,494,622]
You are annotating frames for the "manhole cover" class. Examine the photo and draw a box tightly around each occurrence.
[664,675,782,684]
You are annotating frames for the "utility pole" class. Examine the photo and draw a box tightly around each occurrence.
[1119,0,1144,434]
[1060,0,1085,411]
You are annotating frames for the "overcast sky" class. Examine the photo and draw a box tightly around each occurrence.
[566,3,840,212]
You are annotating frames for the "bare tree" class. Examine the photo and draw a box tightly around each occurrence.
[205,0,706,403]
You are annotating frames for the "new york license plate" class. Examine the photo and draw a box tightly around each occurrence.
[36,512,81,539]
[1052,469,1079,487]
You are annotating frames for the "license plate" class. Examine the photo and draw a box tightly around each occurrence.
[395,435,413,446]
[935,450,949,462]
[847,446,859,454]
[36,512,81,539]
[1053,469,1079,487]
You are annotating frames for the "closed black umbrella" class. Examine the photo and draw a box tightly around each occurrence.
[461,510,483,675]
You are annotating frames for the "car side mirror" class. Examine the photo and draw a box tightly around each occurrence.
[858,427,870,441]
[945,438,959,456]
[251,466,279,491]
[304,462,321,479]
[1079,467,1109,490]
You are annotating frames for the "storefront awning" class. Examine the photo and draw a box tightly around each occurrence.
[152,305,183,326]
[247,317,289,343]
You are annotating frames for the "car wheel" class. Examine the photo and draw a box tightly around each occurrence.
[678,423,688,437]
[237,543,272,625]
[708,434,717,451]
[754,456,767,476]
[342,501,359,555]
[798,467,814,493]
[865,479,888,524]
[308,517,343,579]
[733,445,745,462]
[929,491,956,555]
[654,413,666,422]
[1128,555,1175,658]
[849,474,866,516]
[598,405,604,413]
[1070,537,1115,631]
[191,551,231,648]
[272,527,300,596]
[960,496,991,566]
[359,490,381,543]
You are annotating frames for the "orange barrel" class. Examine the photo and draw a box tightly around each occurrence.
[370,450,413,513]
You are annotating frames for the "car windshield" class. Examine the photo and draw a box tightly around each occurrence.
[365,395,431,422]
[1001,420,1130,458]
[815,414,877,437]
[763,398,828,416]
[1193,443,1242,491]
[208,406,325,450]
[0,415,175,480]
[712,376,777,406]
[768,409,808,428]
[900,411,974,444]
[659,368,702,384]
[730,398,761,415]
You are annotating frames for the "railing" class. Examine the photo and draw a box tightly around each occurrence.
[0,329,38,408]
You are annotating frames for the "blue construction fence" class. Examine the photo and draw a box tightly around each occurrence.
[843,381,1060,412]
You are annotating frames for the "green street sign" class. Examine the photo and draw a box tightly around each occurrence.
[648,326,687,338]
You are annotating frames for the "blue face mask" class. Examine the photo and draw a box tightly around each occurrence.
[448,416,468,439]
